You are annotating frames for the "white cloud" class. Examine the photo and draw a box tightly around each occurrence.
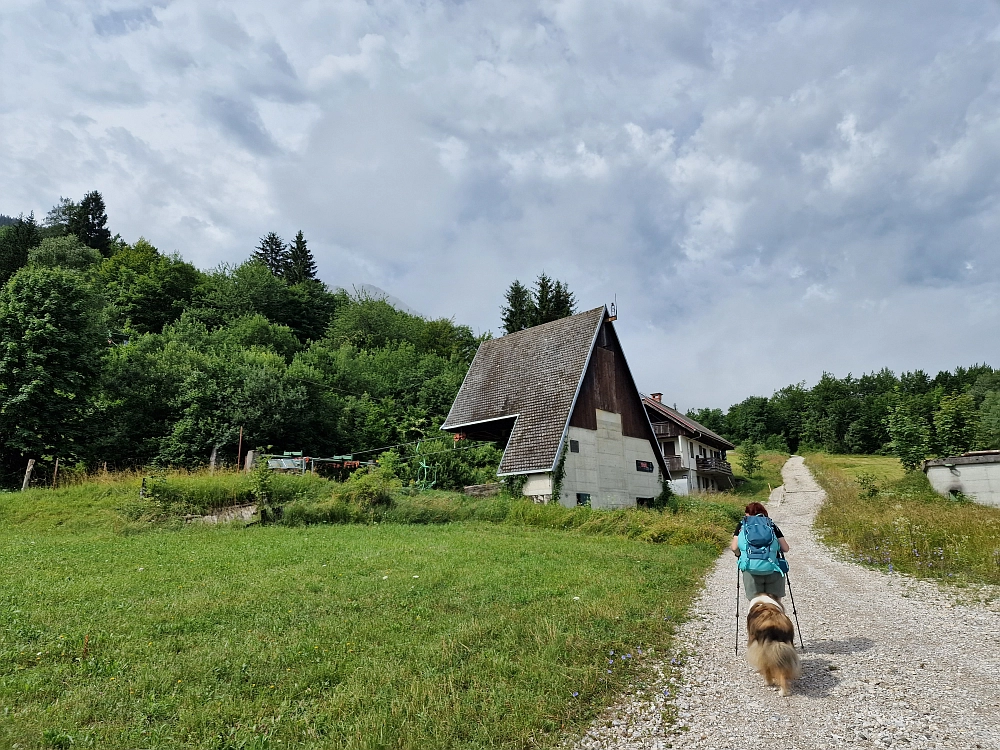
[3,0,1000,407]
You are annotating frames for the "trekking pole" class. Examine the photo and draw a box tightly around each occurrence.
[734,555,740,657]
[781,554,805,652]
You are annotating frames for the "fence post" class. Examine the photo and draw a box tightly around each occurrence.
[21,459,35,491]
[245,450,256,474]
[52,457,60,488]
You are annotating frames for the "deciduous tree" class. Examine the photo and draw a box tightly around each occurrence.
[0,267,105,460]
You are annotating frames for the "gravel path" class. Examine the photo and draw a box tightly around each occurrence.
[574,456,1000,750]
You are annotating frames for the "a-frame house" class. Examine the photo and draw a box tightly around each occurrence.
[442,306,668,509]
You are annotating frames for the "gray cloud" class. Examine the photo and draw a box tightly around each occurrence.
[2,0,999,408]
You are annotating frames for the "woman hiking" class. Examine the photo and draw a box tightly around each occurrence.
[731,502,789,602]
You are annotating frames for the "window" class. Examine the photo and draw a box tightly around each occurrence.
[662,441,675,456]
[569,439,580,453]
[636,460,654,472]
[576,493,591,506]
[636,497,654,508]
[689,442,695,458]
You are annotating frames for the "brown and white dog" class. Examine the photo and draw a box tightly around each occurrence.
[745,594,801,696]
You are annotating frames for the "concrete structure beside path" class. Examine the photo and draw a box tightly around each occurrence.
[923,450,1000,508]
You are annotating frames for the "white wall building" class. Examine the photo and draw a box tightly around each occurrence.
[923,451,1000,508]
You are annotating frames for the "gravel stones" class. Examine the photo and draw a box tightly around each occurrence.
[573,456,1000,750]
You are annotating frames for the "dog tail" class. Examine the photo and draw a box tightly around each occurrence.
[746,639,801,679]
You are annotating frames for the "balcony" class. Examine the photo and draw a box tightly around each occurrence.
[651,421,683,438]
[696,456,733,476]
[664,455,684,474]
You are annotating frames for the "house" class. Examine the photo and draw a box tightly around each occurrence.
[923,450,1000,508]
[441,306,668,509]
[642,395,735,494]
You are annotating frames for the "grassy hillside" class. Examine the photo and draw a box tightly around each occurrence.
[0,474,743,749]
[807,453,1000,587]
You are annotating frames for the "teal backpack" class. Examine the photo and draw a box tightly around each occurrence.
[738,515,783,575]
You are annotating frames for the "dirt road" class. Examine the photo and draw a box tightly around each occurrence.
[575,456,1000,750]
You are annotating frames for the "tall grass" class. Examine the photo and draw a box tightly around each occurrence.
[808,453,1000,586]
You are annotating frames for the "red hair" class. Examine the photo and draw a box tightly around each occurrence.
[745,502,769,517]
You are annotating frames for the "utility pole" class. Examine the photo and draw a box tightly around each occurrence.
[237,426,244,472]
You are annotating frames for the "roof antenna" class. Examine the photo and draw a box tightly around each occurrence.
[608,295,617,321]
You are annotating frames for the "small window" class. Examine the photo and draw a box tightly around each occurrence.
[636,460,654,472]
[689,442,695,458]
[576,492,591,506]
[636,497,654,508]
[569,439,580,453]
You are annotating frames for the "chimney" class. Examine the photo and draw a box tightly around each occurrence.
[650,393,662,403]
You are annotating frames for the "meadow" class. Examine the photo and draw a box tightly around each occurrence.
[807,453,1000,587]
[0,472,749,749]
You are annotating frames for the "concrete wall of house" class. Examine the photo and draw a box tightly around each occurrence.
[925,462,1000,508]
[558,409,661,509]
[522,472,553,504]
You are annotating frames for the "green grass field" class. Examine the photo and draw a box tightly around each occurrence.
[806,453,1000,587]
[0,475,744,749]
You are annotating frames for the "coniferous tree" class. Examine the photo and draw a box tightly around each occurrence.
[551,280,577,320]
[501,280,534,334]
[253,232,289,276]
[532,273,555,325]
[69,191,112,256]
[285,230,317,284]
[0,214,41,286]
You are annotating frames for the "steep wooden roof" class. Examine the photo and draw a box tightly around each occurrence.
[642,397,736,451]
[442,307,606,475]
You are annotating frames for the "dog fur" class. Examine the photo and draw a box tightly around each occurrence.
[745,594,801,696]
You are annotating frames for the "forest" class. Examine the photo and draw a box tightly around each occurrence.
[0,193,504,489]
[688,364,1000,469]
[3,192,996,490]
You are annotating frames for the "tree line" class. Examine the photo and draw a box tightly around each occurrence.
[688,365,1000,469]
[0,192,507,489]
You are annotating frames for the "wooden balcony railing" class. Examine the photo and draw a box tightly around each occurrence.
[651,422,682,438]
[696,456,733,476]
[664,455,684,474]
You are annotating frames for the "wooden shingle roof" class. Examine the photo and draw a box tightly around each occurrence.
[442,306,606,475]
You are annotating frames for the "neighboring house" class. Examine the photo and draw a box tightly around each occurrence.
[441,306,668,509]
[923,450,1000,508]
[642,394,735,494]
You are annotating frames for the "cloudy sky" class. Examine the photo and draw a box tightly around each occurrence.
[3,0,999,410]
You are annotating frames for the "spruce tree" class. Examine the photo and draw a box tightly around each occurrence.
[253,232,289,276]
[532,273,555,325]
[501,280,534,334]
[551,280,577,320]
[285,230,317,284]
[69,191,112,256]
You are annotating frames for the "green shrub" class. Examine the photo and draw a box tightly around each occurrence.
[338,466,401,511]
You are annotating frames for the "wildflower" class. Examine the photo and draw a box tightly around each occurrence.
[607,669,612,674]
[413,575,419,579]
[572,692,579,697]
[609,650,614,655]
[573,596,580,601]
[382,576,388,580]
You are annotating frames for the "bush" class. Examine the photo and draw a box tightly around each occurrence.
[338,466,401,511]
